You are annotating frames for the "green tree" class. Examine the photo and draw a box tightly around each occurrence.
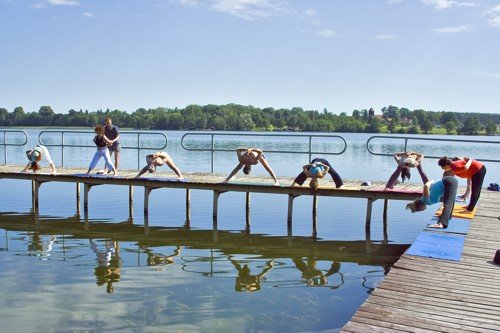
[365,118,381,133]
[444,121,457,134]
[458,116,481,135]
[407,125,419,134]
[420,117,433,134]
[484,121,497,136]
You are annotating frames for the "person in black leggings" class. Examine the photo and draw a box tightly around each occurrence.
[291,158,343,191]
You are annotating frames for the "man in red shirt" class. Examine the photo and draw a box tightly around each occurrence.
[438,156,486,212]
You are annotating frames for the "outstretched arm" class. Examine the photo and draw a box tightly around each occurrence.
[260,157,279,185]
[135,165,150,178]
[223,163,244,183]
[459,178,471,200]
[21,162,31,172]
[423,181,432,199]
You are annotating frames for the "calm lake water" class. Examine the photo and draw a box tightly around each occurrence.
[0,129,498,332]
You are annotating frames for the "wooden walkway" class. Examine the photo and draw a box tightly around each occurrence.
[0,164,423,231]
[342,190,500,333]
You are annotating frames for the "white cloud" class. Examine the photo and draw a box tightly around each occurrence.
[388,0,402,4]
[304,8,317,16]
[489,15,500,27]
[492,5,500,12]
[48,0,80,5]
[83,12,95,18]
[422,0,477,10]
[317,30,337,38]
[211,0,291,20]
[375,33,396,40]
[433,25,470,33]
[170,0,201,6]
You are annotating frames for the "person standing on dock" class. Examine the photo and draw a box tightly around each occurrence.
[86,125,118,176]
[438,156,486,213]
[384,151,424,190]
[223,147,280,186]
[290,158,343,190]
[135,151,184,179]
[22,144,57,174]
[103,117,121,171]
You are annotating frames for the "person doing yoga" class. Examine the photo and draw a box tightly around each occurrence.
[135,152,183,179]
[385,151,424,190]
[406,164,458,229]
[223,147,279,186]
[290,158,343,191]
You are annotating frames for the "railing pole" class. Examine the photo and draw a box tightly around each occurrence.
[137,133,140,170]
[211,134,215,173]
[61,132,64,167]
[3,132,6,165]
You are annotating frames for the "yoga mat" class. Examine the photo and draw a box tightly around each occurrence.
[145,177,188,182]
[435,204,477,219]
[424,217,470,235]
[406,232,465,261]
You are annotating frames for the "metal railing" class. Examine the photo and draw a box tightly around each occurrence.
[38,130,168,169]
[181,132,347,172]
[1,130,28,165]
[366,135,500,163]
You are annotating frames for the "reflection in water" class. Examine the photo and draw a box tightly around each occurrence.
[0,212,409,331]
[90,239,121,293]
[229,255,275,292]
[293,257,342,288]
[28,232,56,257]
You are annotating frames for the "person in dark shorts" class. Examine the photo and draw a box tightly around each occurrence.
[406,163,458,229]
[291,158,343,191]
[223,147,279,186]
[104,117,121,171]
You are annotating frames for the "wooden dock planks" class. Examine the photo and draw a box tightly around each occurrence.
[342,190,500,332]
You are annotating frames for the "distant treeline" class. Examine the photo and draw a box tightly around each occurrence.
[1,104,498,135]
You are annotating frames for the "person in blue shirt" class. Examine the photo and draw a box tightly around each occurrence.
[406,164,458,229]
[291,158,343,191]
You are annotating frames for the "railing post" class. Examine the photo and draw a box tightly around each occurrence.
[61,132,64,167]
[211,134,215,173]
[137,133,140,170]
[3,132,6,165]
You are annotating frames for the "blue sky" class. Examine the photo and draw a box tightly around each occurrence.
[1,0,499,114]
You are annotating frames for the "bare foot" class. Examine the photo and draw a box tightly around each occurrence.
[427,223,445,229]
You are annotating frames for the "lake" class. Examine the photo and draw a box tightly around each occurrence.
[1,129,498,332]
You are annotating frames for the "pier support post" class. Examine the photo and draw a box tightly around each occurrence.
[312,195,318,238]
[186,189,191,225]
[365,198,375,231]
[144,187,152,215]
[287,194,299,238]
[76,183,80,215]
[245,192,251,230]
[143,212,150,236]
[129,186,134,218]
[31,180,35,209]
[383,199,389,237]
[33,180,42,212]
[83,183,92,213]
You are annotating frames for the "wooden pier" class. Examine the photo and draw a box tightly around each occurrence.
[342,189,500,332]
[0,164,422,234]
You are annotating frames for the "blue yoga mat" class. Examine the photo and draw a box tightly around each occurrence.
[406,232,465,261]
[424,217,470,235]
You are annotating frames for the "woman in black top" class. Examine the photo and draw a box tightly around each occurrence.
[85,125,117,175]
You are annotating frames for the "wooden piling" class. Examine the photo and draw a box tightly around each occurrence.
[128,186,133,217]
[76,183,80,214]
[144,187,152,215]
[365,198,374,231]
[186,189,191,223]
[83,183,91,212]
